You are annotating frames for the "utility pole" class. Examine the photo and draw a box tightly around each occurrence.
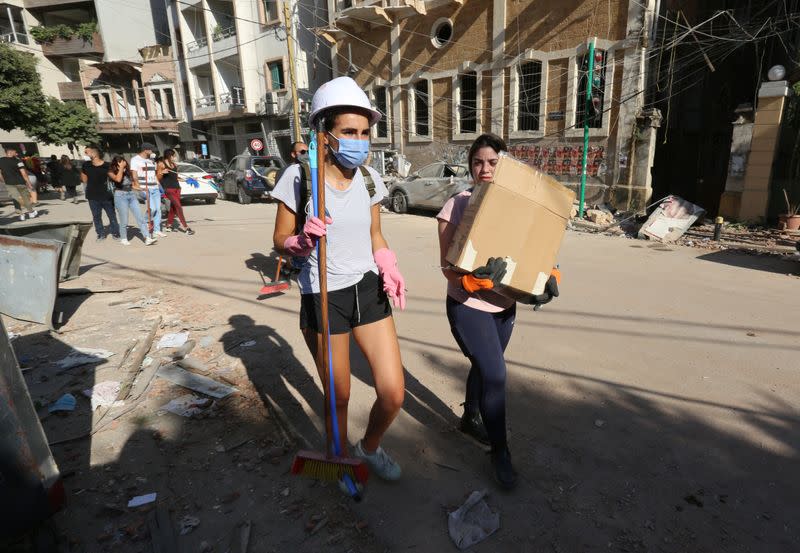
[578,37,597,218]
[283,0,302,143]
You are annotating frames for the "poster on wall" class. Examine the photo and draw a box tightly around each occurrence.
[508,144,606,178]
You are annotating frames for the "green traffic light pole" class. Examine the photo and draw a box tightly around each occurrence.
[578,37,597,219]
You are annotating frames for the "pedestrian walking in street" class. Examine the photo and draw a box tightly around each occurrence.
[59,156,80,203]
[436,133,560,490]
[157,149,194,235]
[0,146,38,221]
[23,155,41,206]
[108,155,155,246]
[272,76,407,485]
[81,145,119,241]
[130,142,165,237]
[46,154,64,200]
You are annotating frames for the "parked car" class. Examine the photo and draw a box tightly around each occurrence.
[221,155,285,204]
[193,158,227,187]
[175,163,219,204]
[387,162,470,213]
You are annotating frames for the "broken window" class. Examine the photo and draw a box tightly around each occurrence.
[267,60,285,91]
[517,61,542,132]
[576,49,607,129]
[262,0,279,23]
[459,72,477,134]
[374,86,388,138]
[414,80,429,137]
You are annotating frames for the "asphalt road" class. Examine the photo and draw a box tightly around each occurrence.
[4,193,799,552]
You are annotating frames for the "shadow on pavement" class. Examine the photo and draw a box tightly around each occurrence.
[697,249,800,276]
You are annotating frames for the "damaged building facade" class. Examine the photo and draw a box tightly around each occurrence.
[322,0,661,210]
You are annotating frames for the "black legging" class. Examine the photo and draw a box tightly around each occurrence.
[446,296,516,450]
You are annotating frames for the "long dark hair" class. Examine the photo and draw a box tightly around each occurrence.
[109,155,127,175]
[467,133,507,169]
[163,148,176,167]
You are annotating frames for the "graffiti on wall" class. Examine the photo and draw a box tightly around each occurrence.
[508,144,606,177]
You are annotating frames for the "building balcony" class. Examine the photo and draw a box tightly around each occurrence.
[96,115,180,133]
[258,90,292,116]
[212,25,236,42]
[41,31,104,58]
[57,81,85,101]
[23,0,90,9]
[219,86,245,109]
[333,0,428,23]
[186,35,209,53]
[0,32,31,46]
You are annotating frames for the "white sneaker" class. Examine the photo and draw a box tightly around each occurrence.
[353,440,402,481]
[18,213,26,221]
[119,238,130,246]
[145,237,156,246]
[155,231,167,237]
[28,210,38,219]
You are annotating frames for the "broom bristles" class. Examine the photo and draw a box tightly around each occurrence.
[291,450,369,484]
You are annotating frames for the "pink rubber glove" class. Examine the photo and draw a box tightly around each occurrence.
[283,215,332,256]
[374,248,406,310]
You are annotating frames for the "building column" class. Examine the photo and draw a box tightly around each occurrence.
[738,80,791,222]
[718,107,754,220]
[490,0,505,136]
[390,21,403,153]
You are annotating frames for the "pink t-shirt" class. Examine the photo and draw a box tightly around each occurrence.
[437,191,515,313]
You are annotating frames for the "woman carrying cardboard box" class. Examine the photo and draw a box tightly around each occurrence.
[436,133,560,489]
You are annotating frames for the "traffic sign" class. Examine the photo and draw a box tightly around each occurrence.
[250,138,264,152]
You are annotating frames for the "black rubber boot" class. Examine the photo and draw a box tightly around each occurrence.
[459,410,490,445]
[491,447,518,490]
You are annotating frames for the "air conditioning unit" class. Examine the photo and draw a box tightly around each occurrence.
[264,92,277,116]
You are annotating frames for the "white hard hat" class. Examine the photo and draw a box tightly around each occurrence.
[308,76,382,128]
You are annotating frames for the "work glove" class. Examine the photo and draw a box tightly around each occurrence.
[374,248,406,310]
[523,268,560,307]
[461,257,507,294]
[283,215,332,256]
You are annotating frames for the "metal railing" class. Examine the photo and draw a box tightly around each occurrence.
[220,86,245,107]
[212,25,236,42]
[195,95,215,109]
[186,35,209,52]
[0,32,30,45]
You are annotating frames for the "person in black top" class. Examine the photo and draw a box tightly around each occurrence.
[0,145,37,220]
[46,155,64,200]
[59,156,80,203]
[157,148,194,235]
[80,145,119,240]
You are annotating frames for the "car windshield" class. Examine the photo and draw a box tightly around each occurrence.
[177,163,203,173]
[200,160,225,171]
[252,158,281,175]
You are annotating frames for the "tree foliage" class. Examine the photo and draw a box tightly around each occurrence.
[29,98,100,148]
[0,43,47,132]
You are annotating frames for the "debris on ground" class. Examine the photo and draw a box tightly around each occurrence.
[127,493,157,508]
[56,347,115,370]
[159,394,214,418]
[156,364,237,398]
[178,515,200,535]
[48,393,77,413]
[82,381,122,410]
[638,196,705,243]
[447,490,500,550]
[157,332,189,349]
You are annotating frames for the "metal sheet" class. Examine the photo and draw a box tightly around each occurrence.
[0,235,62,328]
[0,221,91,281]
[0,316,63,536]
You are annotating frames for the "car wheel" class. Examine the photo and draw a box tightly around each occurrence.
[205,197,216,204]
[391,190,408,214]
[237,185,252,205]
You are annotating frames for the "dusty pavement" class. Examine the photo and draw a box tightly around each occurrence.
[2,192,799,553]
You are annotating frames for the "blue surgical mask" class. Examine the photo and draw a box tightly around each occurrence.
[328,133,369,169]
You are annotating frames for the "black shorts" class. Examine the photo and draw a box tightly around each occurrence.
[300,271,392,334]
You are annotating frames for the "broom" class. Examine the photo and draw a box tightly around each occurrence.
[258,256,291,295]
[290,129,368,500]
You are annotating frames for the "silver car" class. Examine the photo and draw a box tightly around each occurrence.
[387,162,470,213]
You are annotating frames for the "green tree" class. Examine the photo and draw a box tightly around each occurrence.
[29,98,100,149]
[0,43,47,132]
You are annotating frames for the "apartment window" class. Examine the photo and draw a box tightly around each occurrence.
[374,86,388,139]
[267,60,285,91]
[459,72,477,134]
[517,61,542,132]
[576,49,607,129]
[413,80,429,137]
[151,87,177,119]
[262,0,279,23]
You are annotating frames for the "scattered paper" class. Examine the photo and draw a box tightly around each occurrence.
[128,492,157,508]
[49,393,77,413]
[82,381,122,410]
[157,364,237,399]
[160,394,213,417]
[158,332,190,349]
[179,515,200,535]
[56,348,115,370]
[199,335,214,348]
[448,490,500,550]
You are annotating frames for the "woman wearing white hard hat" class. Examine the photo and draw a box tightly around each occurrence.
[272,76,406,482]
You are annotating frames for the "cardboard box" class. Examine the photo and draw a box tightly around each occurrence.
[446,155,575,300]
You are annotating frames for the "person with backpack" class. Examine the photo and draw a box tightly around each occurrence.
[271,76,407,483]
